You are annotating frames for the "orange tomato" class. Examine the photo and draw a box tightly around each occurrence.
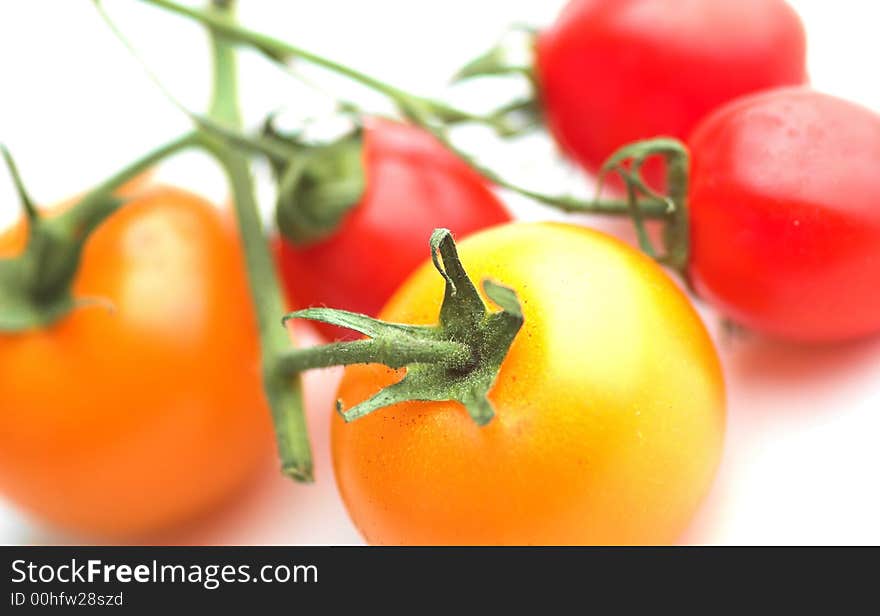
[332,223,725,545]
[0,186,273,539]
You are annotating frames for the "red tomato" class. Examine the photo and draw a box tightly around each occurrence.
[277,118,511,338]
[536,0,807,187]
[688,88,880,342]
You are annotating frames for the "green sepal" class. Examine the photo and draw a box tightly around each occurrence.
[0,257,76,332]
[0,202,124,333]
[0,147,123,332]
[186,112,366,247]
[264,119,366,246]
[281,228,524,426]
[596,138,691,277]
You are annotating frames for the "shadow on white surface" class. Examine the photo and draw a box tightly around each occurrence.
[683,329,880,545]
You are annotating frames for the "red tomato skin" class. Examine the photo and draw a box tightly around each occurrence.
[536,0,807,187]
[277,118,511,339]
[688,88,880,342]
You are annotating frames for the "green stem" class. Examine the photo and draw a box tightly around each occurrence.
[57,131,198,239]
[442,150,669,218]
[138,0,670,220]
[202,0,313,482]
[0,146,39,221]
[0,132,197,331]
[277,336,472,374]
[140,0,474,122]
[206,1,240,125]
[276,229,523,427]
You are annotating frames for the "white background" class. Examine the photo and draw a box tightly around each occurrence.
[1,1,880,545]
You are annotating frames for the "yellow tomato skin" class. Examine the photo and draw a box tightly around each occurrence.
[332,222,725,545]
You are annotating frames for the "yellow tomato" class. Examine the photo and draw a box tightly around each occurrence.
[332,222,725,545]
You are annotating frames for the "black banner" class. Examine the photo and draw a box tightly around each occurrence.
[0,546,871,611]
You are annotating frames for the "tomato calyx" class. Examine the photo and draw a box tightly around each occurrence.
[598,138,691,278]
[0,147,73,329]
[188,112,367,247]
[0,136,196,332]
[278,228,524,426]
[263,120,366,246]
